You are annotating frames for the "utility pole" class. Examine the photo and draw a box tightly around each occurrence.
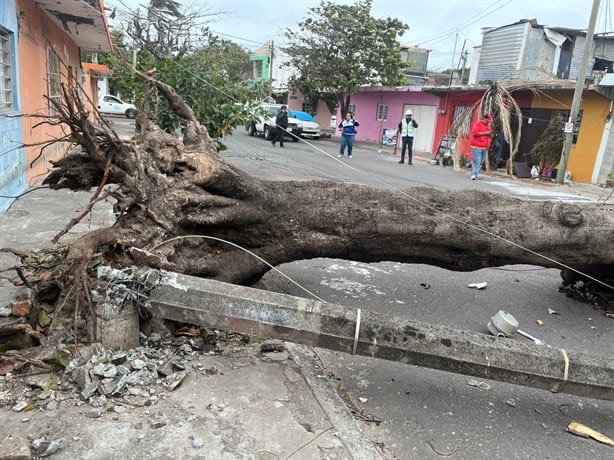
[268,40,274,83]
[556,0,600,184]
[459,50,469,84]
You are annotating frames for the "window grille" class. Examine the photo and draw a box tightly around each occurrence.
[376,103,388,121]
[0,31,14,112]
[47,48,62,114]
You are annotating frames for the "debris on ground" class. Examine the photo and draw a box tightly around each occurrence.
[468,282,488,290]
[467,379,491,390]
[567,421,614,447]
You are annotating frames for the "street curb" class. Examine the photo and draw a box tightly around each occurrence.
[285,343,383,460]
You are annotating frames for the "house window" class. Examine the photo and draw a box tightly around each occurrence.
[347,104,356,115]
[453,105,471,136]
[0,30,13,112]
[253,60,263,79]
[376,103,388,121]
[47,48,61,114]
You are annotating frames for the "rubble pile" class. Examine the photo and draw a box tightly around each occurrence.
[2,332,218,412]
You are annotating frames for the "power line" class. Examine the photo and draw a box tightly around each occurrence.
[415,0,512,47]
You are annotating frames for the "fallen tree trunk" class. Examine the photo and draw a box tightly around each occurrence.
[42,81,614,294]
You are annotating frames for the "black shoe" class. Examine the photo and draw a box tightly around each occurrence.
[398,160,404,164]
[271,141,275,146]
[280,144,284,147]
[408,161,412,165]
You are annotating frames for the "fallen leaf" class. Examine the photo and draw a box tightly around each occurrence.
[506,399,516,407]
[38,310,52,328]
[591,325,598,330]
[468,282,487,290]
[567,421,614,446]
[358,397,368,403]
[548,308,561,315]
[536,320,544,326]
[420,283,430,289]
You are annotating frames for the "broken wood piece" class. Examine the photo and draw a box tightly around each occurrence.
[0,323,47,346]
[567,421,614,446]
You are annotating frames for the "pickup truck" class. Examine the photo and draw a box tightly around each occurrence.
[247,104,303,142]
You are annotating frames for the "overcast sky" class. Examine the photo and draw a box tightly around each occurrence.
[108,0,603,71]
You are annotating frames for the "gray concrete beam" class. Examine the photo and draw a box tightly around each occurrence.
[146,270,614,401]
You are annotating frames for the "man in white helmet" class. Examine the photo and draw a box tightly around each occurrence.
[397,109,419,165]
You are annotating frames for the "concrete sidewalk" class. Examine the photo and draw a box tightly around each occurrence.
[0,188,381,459]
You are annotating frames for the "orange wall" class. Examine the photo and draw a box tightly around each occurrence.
[17,0,85,184]
[531,90,610,183]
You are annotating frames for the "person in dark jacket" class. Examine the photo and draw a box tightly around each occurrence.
[337,112,360,158]
[397,109,419,164]
[469,112,493,179]
[272,106,289,147]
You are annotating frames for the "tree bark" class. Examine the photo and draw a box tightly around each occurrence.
[43,82,614,292]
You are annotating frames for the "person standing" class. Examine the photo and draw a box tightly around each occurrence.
[469,112,493,180]
[397,110,419,164]
[272,105,288,147]
[338,112,359,158]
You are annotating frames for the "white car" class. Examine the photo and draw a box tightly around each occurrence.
[247,104,303,142]
[98,95,138,119]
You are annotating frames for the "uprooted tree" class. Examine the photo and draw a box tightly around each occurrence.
[38,76,614,325]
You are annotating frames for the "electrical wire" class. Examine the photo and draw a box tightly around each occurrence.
[149,235,327,303]
[415,0,513,47]
[136,53,614,294]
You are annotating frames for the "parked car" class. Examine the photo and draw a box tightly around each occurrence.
[247,104,303,142]
[98,94,138,119]
[292,111,321,139]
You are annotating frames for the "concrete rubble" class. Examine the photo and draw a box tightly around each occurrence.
[0,329,381,459]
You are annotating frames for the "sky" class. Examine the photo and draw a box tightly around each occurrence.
[107,0,606,71]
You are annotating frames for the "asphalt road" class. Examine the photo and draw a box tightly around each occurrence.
[106,118,614,459]
[222,129,614,460]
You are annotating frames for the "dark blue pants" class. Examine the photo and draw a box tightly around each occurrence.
[400,136,414,163]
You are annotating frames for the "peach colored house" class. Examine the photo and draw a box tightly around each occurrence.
[0,1,111,212]
[16,0,112,184]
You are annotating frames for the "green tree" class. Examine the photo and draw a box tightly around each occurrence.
[99,3,268,147]
[283,0,408,116]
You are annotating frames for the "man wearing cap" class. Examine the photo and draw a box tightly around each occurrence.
[398,110,419,164]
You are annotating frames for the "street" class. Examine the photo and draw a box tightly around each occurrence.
[221,128,614,459]
[101,117,614,459]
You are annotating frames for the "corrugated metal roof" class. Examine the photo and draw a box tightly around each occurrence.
[477,22,526,82]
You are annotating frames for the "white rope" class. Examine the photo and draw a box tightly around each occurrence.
[352,308,361,355]
[551,348,570,393]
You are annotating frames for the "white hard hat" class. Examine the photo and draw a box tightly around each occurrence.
[405,110,413,116]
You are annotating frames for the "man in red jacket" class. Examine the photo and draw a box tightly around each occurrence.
[469,113,493,180]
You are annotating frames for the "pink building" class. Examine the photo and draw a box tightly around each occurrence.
[338,86,441,152]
